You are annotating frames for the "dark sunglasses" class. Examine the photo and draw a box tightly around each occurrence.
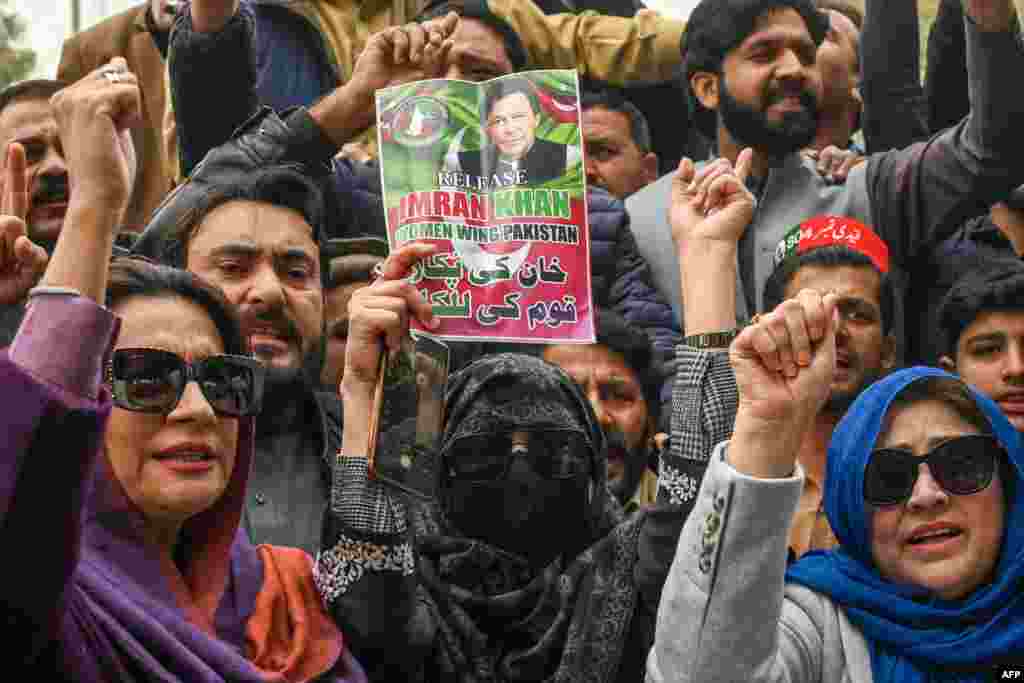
[446,430,591,482]
[106,348,265,417]
[863,434,1002,506]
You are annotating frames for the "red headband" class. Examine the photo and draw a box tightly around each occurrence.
[773,215,890,274]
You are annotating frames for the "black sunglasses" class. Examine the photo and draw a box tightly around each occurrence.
[106,348,265,417]
[864,434,1002,506]
[446,430,591,482]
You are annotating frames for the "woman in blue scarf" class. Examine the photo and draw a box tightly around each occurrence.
[647,288,1024,683]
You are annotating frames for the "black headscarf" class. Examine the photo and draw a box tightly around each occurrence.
[407,354,647,682]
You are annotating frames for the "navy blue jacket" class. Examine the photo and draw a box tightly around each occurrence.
[587,187,680,356]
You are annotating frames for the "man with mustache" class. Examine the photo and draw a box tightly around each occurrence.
[626,0,1024,361]
[543,308,664,511]
[938,260,1024,434]
[0,80,74,254]
[0,76,138,346]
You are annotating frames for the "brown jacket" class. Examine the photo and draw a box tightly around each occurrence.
[58,4,172,233]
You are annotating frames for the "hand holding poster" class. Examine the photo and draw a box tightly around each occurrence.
[376,70,595,344]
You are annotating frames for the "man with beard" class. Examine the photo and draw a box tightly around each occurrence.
[626,0,1024,358]
[137,164,337,557]
[0,76,138,346]
[543,309,664,511]
[938,260,1024,433]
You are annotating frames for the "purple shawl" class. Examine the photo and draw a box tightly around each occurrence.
[1,296,365,682]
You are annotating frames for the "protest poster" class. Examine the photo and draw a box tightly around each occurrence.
[376,70,595,344]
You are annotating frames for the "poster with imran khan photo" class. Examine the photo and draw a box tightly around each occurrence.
[376,70,595,344]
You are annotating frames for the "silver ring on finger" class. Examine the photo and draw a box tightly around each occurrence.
[101,68,123,84]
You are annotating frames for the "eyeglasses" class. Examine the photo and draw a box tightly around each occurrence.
[106,348,265,417]
[446,430,591,482]
[863,434,1002,506]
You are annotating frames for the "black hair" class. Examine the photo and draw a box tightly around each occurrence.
[762,245,896,334]
[481,76,541,120]
[416,0,527,70]
[161,165,328,287]
[580,88,653,154]
[594,308,661,422]
[936,258,1024,358]
[684,0,829,139]
[0,79,66,118]
[106,256,248,357]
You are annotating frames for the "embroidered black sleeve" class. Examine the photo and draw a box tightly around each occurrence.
[658,345,738,508]
[315,456,415,604]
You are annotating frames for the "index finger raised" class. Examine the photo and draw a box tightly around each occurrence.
[3,142,28,220]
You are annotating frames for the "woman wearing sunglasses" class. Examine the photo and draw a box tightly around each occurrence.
[647,288,1024,683]
[0,65,365,682]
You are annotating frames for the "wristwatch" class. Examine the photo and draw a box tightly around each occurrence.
[682,328,742,349]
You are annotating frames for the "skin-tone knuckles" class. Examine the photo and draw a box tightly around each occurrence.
[50,57,139,213]
[727,289,840,478]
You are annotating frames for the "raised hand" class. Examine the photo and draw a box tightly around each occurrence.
[0,143,48,306]
[732,289,838,422]
[348,12,459,98]
[341,242,440,393]
[727,290,838,478]
[50,58,141,218]
[669,148,756,246]
[803,145,864,185]
[339,242,440,457]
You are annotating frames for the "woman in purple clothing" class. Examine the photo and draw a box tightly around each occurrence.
[0,61,365,682]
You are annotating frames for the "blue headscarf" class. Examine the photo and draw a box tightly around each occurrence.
[785,367,1024,682]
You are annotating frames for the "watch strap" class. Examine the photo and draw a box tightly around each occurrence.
[682,328,741,349]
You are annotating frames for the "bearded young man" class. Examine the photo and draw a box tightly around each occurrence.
[627,0,1024,357]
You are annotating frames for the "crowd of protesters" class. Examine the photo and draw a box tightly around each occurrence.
[2,0,1024,679]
